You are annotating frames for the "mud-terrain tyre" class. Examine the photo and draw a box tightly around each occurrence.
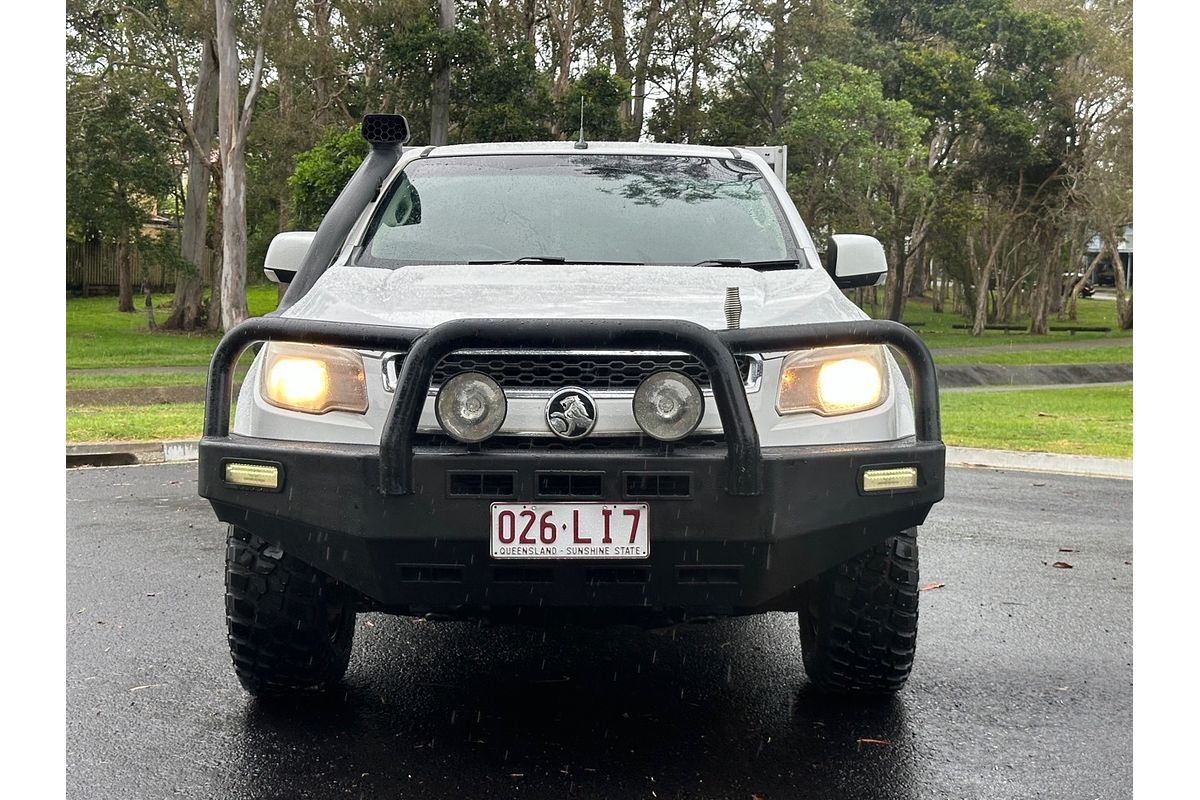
[225,526,357,697]
[796,529,919,694]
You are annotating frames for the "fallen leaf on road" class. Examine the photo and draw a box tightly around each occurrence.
[857,738,890,747]
[1058,548,1075,553]
[1052,561,1073,569]
[1032,482,1046,487]
[919,582,945,592]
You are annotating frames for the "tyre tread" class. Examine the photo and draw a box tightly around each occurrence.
[798,529,920,694]
[224,526,355,697]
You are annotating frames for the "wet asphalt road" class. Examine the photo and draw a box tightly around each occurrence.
[66,463,1132,800]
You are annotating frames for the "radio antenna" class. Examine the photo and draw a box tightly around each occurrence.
[574,95,588,149]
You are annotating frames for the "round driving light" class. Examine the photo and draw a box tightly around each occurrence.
[435,372,507,443]
[633,371,704,442]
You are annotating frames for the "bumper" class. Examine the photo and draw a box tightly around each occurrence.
[200,436,942,616]
[200,317,945,620]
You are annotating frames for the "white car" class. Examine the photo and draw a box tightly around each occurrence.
[201,115,945,699]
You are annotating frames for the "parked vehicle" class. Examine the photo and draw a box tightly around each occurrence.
[201,115,945,699]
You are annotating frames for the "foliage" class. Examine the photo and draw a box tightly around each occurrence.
[558,66,631,141]
[66,0,1132,336]
[288,127,370,229]
[66,73,177,244]
[778,57,929,240]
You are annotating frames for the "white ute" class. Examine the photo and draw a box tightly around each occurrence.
[200,114,945,699]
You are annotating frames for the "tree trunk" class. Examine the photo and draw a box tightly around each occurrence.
[163,37,218,332]
[207,249,223,332]
[1065,247,1105,322]
[522,0,537,46]
[144,282,157,332]
[1110,235,1133,330]
[218,143,249,331]
[215,0,270,332]
[905,243,926,298]
[769,0,789,133]
[429,0,455,146]
[968,234,991,337]
[607,0,631,125]
[630,0,662,140]
[885,235,907,322]
[116,236,134,312]
[1029,250,1055,335]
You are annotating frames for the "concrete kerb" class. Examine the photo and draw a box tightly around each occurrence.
[66,440,199,468]
[66,439,1131,480]
[945,446,1131,480]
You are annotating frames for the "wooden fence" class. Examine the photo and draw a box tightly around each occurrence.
[66,240,176,292]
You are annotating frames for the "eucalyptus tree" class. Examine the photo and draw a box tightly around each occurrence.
[214,0,275,331]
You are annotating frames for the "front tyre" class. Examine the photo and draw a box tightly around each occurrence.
[797,529,919,694]
[224,526,357,697]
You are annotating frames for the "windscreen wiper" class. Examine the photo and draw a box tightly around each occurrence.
[469,255,566,264]
[468,256,648,265]
[690,258,801,271]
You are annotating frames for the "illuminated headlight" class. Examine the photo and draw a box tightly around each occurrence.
[261,342,368,414]
[633,371,704,441]
[435,372,507,443]
[776,345,888,416]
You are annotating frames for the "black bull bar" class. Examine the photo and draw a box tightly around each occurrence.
[203,317,942,495]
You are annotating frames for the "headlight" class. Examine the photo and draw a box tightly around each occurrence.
[633,371,704,441]
[435,372,507,443]
[776,345,888,416]
[260,342,368,414]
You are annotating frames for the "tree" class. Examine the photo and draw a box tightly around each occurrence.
[430,0,456,145]
[288,126,369,229]
[67,74,175,312]
[163,36,219,331]
[214,0,274,331]
[777,58,929,251]
[558,66,631,141]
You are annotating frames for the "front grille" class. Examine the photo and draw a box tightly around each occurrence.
[387,352,756,392]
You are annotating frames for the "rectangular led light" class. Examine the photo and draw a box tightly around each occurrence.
[224,462,280,490]
[862,466,918,492]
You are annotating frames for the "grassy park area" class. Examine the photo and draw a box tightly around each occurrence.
[66,285,280,370]
[65,289,1132,457]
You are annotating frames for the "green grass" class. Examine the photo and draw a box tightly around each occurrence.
[66,403,209,442]
[940,385,1132,458]
[935,345,1133,366]
[66,365,251,391]
[867,294,1130,351]
[66,285,279,369]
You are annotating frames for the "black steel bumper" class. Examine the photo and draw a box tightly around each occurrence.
[199,317,945,619]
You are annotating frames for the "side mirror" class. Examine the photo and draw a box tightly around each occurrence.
[825,234,888,289]
[264,231,316,284]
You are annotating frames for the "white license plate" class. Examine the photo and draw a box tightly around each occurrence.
[489,503,649,560]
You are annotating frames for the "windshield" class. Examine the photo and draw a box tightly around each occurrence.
[355,153,803,268]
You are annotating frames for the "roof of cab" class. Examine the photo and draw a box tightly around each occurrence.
[416,141,743,159]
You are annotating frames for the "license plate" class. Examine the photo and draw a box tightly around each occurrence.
[490,503,649,560]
